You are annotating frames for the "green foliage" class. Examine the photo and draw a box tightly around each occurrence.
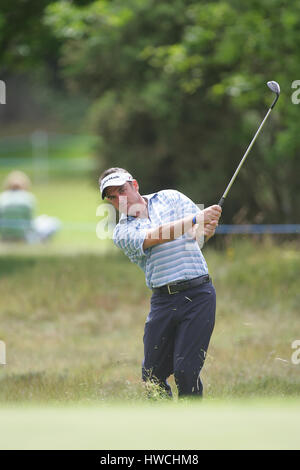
[42,0,300,223]
[0,0,60,79]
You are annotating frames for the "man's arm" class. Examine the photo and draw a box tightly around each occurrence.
[143,205,221,250]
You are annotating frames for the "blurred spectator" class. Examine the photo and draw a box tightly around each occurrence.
[0,171,61,243]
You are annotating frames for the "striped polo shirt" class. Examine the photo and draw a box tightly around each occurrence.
[113,189,209,289]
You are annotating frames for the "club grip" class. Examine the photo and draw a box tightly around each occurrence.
[218,196,225,208]
[204,196,224,244]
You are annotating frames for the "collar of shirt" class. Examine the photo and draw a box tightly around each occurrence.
[119,192,158,224]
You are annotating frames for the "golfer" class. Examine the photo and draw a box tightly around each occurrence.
[99,168,222,398]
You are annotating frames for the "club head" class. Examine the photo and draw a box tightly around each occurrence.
[267,81,280,109]
[267,81,280,95]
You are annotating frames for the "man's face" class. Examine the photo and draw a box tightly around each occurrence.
[105,180,143,216]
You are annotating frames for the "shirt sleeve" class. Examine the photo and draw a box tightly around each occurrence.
[168,190,202,218]
[113,220,148,263]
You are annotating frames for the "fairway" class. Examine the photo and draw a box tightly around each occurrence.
[0,399,300,450]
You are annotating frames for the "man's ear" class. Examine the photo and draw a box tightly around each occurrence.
[132,179,139,192]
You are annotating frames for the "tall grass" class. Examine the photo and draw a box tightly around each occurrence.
[0,239,299,403]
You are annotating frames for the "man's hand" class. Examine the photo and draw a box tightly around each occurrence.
[186,205,222,245]
[203,205,222,225]
[204,221,218,241]
[203,205,222,242]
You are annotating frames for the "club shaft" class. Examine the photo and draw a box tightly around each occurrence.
[219,107,272,206]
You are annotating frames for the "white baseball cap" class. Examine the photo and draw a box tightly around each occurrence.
[100,171,134,199]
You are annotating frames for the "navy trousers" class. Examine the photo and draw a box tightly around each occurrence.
[142,280,216,397]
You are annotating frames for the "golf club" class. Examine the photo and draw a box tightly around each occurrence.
[217,80,281,208]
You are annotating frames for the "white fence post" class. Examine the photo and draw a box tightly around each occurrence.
[31,130,49,183]
[0,80,6,104]
[0,340,6,365]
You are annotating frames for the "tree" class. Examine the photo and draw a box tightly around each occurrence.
[40,0,300,222]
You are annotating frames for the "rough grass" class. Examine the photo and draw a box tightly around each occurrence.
[0,239,299,404]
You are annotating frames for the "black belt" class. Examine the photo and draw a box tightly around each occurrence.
[152,275,211,295]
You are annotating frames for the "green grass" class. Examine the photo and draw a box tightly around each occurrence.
[33,178,104,250]
[0,237,299,449]
[1,399,300,449]
[0,240,299,405]
[0,176,107,252]
[0,133,101,250]
[0,134,99,161]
